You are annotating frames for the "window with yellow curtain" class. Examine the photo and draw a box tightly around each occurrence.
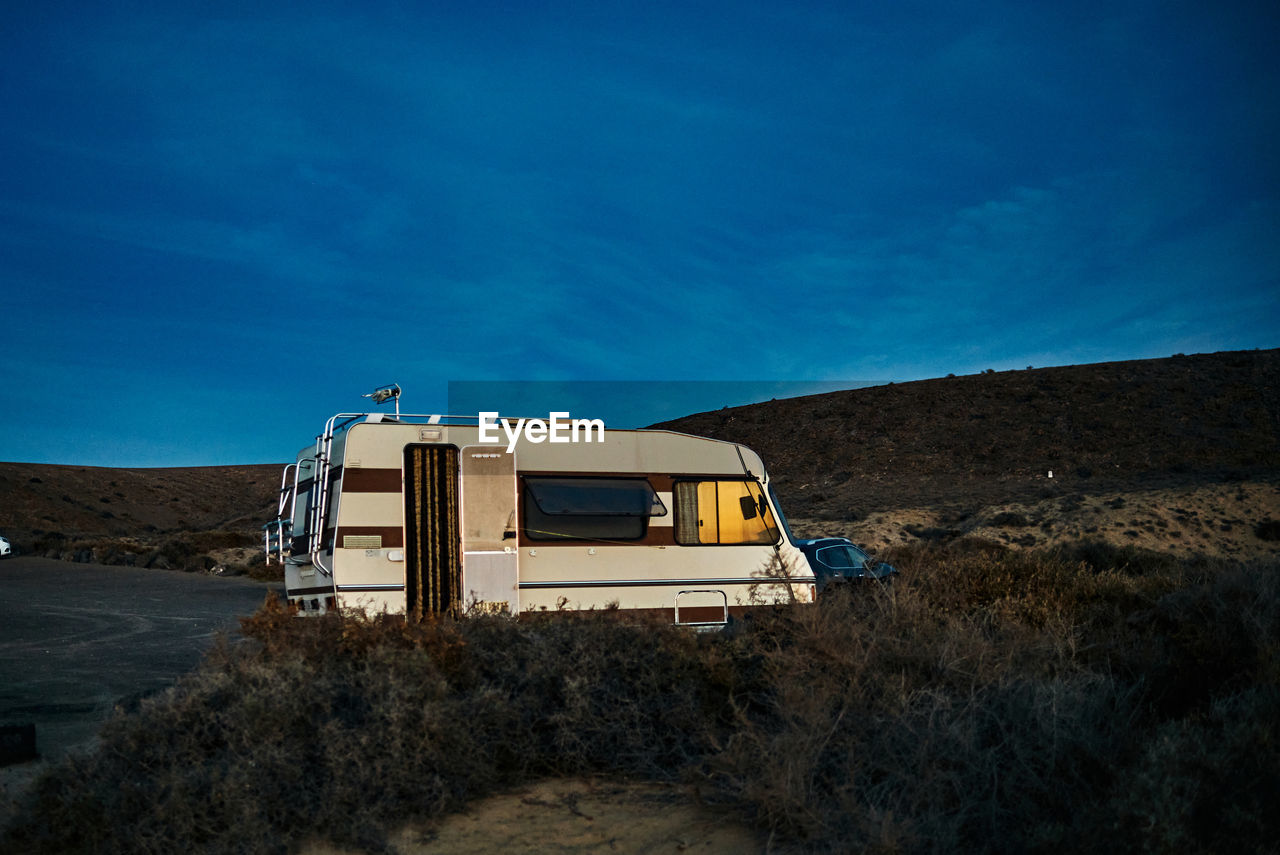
[673,479,779,545]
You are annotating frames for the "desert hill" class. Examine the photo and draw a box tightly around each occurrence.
[1,348,1277,569]
[0,463,280,572]
[656,349,1279,508]
[655,348,1280,557]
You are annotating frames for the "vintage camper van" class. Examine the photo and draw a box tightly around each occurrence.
[265,405,816,626]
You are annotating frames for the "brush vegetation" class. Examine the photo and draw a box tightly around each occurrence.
[4,541,1278,854]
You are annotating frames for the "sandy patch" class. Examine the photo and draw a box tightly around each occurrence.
[302,778,766,855]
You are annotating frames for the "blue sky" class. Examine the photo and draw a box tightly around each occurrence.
[2,1,1277,466]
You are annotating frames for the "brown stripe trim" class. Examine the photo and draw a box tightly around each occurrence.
[675,605,731,625]
[288,584,338,596]
[335,526,405,548]
[342,467,403,492]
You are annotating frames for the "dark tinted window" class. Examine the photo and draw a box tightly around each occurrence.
[525,477,666,516]
[815,544,870,571]
[522,477,663,542]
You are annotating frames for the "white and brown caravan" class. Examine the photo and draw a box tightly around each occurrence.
[265,408,817,626]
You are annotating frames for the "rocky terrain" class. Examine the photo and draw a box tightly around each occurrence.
[1,348,1277,571]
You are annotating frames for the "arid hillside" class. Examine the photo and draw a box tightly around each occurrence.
[0,463,281,572]
[655,348,1280,558]
[1,348,1277,568]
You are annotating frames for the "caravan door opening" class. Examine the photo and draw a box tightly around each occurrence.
[404,444,461,617]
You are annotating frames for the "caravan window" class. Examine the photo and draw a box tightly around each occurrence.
[673,479,780,545]
[523,477,665,541]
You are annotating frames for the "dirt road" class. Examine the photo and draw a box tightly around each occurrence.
[0,557,280,804]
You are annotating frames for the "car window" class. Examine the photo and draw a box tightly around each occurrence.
[816,545,857,569]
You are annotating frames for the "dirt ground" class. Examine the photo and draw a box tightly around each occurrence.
[303,778,769,855]
[790,479,1280,559]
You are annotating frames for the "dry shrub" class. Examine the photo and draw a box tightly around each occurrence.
[4,547,1278,854]
[696,552,1280,854]
[1107,686,1280,854]
[696,573,1135,853]
[3,599,720,854]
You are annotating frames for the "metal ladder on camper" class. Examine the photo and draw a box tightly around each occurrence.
[262,464,297,565]
[306,413,365,576]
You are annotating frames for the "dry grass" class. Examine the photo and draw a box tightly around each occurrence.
[3,542,1278,854]
[697,543,1278,853]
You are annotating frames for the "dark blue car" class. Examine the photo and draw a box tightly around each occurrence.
[796,536,896,592]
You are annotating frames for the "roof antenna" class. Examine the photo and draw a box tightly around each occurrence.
[363,383,401,416]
